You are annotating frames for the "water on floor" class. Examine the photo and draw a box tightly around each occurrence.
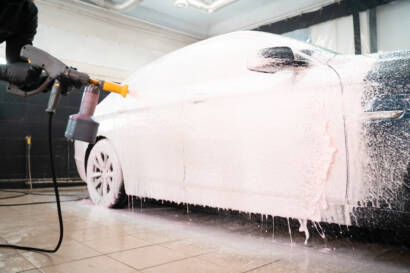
[0,187,409,273]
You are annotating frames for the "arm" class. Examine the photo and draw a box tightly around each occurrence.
[5,2,38,63]
[0,3,40,87]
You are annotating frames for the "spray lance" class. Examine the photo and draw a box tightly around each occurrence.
[7,45,129,143]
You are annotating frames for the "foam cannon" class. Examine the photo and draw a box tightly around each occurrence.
[6,45,128,144]
[65,80,128,144]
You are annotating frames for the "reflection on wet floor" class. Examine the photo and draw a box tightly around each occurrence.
[0,187,409,273]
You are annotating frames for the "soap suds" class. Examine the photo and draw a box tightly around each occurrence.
[301,100,338,221]
[298,218,310,244]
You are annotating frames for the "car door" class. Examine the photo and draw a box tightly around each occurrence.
[182,47,348,221]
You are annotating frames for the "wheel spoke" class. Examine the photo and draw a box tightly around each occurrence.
[95,178,103,196]
[93,157,101,169]
[96,153,105,169]
[94,177,102,188]
[102,181,108,196]
[104,156,111,170]
[97,185,103,196]
[91,171,102,178]
[106,176,114,186]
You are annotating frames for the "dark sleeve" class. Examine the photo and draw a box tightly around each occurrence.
[5,4,38,63]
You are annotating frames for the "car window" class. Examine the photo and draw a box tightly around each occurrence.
[247,46,314,74]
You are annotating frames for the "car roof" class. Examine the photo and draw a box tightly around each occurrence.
[125,31,334,95]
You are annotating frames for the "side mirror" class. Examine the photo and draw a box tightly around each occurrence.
[247,47,306,73]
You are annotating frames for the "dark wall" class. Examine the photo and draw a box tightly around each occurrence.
[0,81,84,181]
[254,0,395,35]
[253,0,396,54]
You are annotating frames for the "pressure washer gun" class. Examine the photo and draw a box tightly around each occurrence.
[7,45,128,144]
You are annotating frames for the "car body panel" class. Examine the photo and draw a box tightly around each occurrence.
[181,64,347,222]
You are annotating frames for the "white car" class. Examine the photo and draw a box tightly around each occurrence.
[74,31,409,227]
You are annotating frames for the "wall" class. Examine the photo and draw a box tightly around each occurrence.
[1,0,197,81]
[0,0,196,184]
[0,82,95,181]
[281,0,409,54]
[376,0,410,52]
[283,15,356,54]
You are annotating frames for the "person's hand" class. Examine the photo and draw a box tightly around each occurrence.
[5,62,42,89]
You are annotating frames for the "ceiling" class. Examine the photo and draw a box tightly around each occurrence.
[85,0,340,39]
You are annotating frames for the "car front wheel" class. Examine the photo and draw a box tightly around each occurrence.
[86,139,127,208]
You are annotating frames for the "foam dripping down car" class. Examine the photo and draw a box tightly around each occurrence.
[74,31,409,229]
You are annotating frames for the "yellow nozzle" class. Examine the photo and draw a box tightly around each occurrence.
[102,81,129,98]
[26,136,31,145]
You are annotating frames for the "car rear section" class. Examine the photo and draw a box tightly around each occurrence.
[355,51,410,226]
[333,51,409,229]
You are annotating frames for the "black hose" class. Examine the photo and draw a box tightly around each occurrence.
[0,112,64,253]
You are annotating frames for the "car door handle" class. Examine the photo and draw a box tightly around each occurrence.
[191,92,208,104]
[363,110,405,121]
[192,99,206,104]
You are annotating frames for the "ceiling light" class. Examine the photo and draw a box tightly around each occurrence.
[174,0,188,8]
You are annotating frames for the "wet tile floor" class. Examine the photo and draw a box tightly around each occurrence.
[0,187,409,273]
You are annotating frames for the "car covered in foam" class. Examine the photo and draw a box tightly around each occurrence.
[74,31,409,228]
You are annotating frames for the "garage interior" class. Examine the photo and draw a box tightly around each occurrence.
[0,0,409,272]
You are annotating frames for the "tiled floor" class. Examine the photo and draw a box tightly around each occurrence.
[0,187,409,273]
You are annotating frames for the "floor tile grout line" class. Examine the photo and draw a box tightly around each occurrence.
[158,243,216,257]
[22,250,41,273]
[14,235,105,255]
[69,237,107,256]
[132,253,207,271]
[23,253,104,270]
[0,249,39,273]
[69,230,210,257]
[195,254,225,267]
[104,254,144,272]
[18,267,46,273]
[241,262,274,273]
[241,259,281,273]
[102,238,184,256]
[17,253,140,273]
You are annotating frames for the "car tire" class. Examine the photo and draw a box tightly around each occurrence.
[86,139,127,208]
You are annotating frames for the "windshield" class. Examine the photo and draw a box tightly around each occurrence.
[307,43,340,55]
